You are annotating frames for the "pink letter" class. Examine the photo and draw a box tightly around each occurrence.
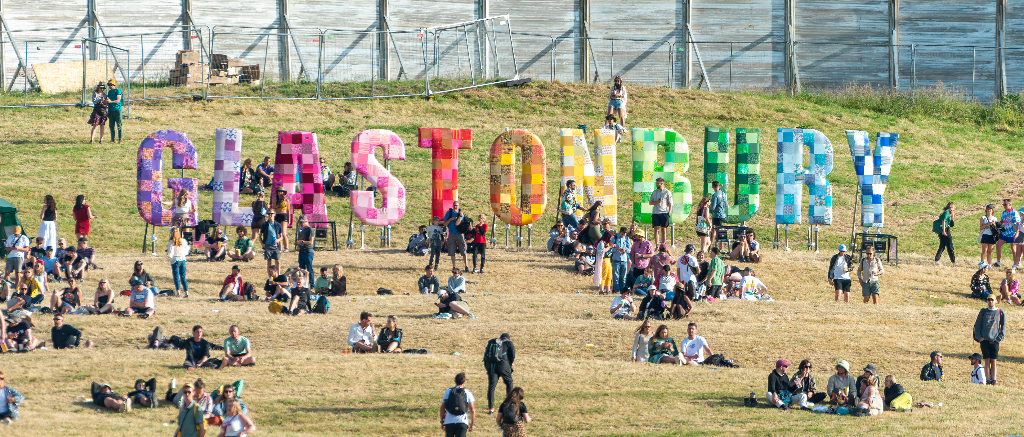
[351,129,407,226]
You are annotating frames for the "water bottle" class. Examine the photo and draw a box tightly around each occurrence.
[171,378,177,390]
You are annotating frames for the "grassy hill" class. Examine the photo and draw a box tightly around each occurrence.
[3,83,1024,436]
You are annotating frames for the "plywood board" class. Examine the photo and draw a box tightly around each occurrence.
[32,60,115,95]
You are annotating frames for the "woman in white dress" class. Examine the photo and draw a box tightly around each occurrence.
[37,195,58,252]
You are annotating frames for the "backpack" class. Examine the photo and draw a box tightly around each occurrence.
[484,339,504,364]
[241,282,256,300]
[444,387,468,416]
[501,401,522,424]
[311,295,330,314]
[456,217,473,234]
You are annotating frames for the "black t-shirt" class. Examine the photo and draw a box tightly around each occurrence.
[51,324,82,348]
[500,401,528,423]
[61,287,80,306]
[252,200,266,222]
[293,287,311,307]
[131,272,153,287]
[208,236,226,246]
[6,321,30,342]
[264,274,288,293]
[298,227,313,253]
[438,293,462,313]
[185,337,211,362]
[696,261,710,283]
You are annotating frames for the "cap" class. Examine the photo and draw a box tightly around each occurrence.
[129,278,143,286]
[776,359,791,367]
[633,229,645,238]
[863,364,878,375]
[106,79,116,86]
[838,244,847,252]
[100,383,112,389]
[986,204,996,209]
[232,265,241,270]
[968,353,983,361]
[659,243,669,252]
[685,244,696,253]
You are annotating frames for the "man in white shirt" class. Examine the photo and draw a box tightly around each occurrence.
[3,226,30,288]
[648,178,673,247]
[676,244,700,294]
[969,353,987,385]
[124,280,155,318]
[828,244,853,302]
[739,268,768,300]
[439,372,476,435]
[680,322,714,366]
[348,311,376,353]
[609,289,636,320]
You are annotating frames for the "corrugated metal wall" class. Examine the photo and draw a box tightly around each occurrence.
[1,0,1019,99]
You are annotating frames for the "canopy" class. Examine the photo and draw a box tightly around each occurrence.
[0,198,22,256]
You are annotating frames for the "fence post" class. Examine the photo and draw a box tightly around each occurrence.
[277,0,292,82]
[377,0,390,81]
[81,39,87,106]
[681,0,691,89]
[579,0,591,83]
[888,0,899,92]
[784,0,797,94]
[181,0,194,51]
[475,0,490,78]
[0,0,5,90]
[995,0,1007,100]
[87,0,98,60]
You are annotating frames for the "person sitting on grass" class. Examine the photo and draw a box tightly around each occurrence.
[445,268,466,294]
[4,282,33,313]
[285,270,312,316]
[883,375,911,409]
[0,370,25,423]
[50,314,85,350]
[51,277,83,314]
[219,265,247,302]
[212,392,254,435]
[854,375,883,416]
[575,247,596,275]
[739,268,771,301]
[920,350,943,381]
[610,289,637,320]
[227,227,255,262]
[126,378,158,408]
[123,279,155,318]
[791,359,828,405]
[647,324,679,364]
[91,382,131,412]
[219,325,255,368]
[263,267,290,302]
[76,237,99,272]
[998,268,1021,304]
[679,322,713,366]
[166,379,213,419]
[630,266,655,297]
[314,267,332,295]
[348,311,377,353]
[407,225,429,256]
[184,325,214,370]
[766,359,803,410]
[376,315,403,353]
[204,228,228,262]
[826,360,857,406]
[418,265,441,294]
[971,264,993,299]
[4,316,40,352]
[84,278,114,314]
[434,287,475,319]
[329,264,347,296]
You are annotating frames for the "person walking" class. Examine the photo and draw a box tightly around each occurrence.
[495,387,532,437]
[483,333,515,415]
[610,226,632,293]
[606,75,628,123]
[933,202,956,264]
[440,372,476,437]
[649,177,673,247]
[559,180,585,230]
[979,204,998,266]
[973,295,1005,385]
[828,244,853,302]
[87,82,108,144]
[857,247,884,305]
[105,80,123,144]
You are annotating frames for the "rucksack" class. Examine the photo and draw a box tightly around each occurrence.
[501,401,522,424]
[456,217,473,234]
[444,387,468,416]
[311,295,330,314]
[241,282,256,300]
[483,339,504,364]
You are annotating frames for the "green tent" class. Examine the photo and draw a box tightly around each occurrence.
[0,198,22,257]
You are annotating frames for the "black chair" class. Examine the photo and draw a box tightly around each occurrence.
[313,228,329,250]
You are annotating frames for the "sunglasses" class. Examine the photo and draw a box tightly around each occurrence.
[53,318,62,321]
[183,390,193,394]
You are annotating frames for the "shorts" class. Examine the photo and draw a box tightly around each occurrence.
[1015,233,1024,244]
[707,285,723,299]
[861,281,880,297]
[263,247,280,261]
[274,213,287,223]
[696,230,709,237]
[447,234,467,256]
[609,98,624,109]
[980,234,997,245]
[833,279,852,293]
[712,218,724,227]
[5,256,24,273]
[651,213,669,228]
[0,410,12,420]
[1000,235,1015,244]
[980,339,1000,359]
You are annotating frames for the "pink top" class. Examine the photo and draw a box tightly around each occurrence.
[1002,278,1019,295]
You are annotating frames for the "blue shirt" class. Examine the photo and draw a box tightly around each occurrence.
[106,88,122,111]
[711,189,728,219]
[611,234,632,263]
[443,209,463,235]
[1001,209,1021,239]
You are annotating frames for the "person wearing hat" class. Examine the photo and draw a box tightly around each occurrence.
[855,364,878,404]
[256,156,275,188]
[103,79,123,144]
[219,265,247,302]
[828,244,854,302]
[974,294,1006,385]
[87,82,109,143]
[980,203,998,266]
[625,229,653,291]
[91,381,130,412]
[970,264,993,300]
[126,378,158,408]
[483,333,515,414]
[968,353,987,384]
[825,360,857,406]
[296,215,314,274]
[766,359,805,410]
[123,278,155,318]
[920,350,943,381]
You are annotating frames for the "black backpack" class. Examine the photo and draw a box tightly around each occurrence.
[501,401,522,424]
[445,387,468,416]
[241,282,256,300]
[483,339,504,364]
[311,296,330,314]
[456,216,473,234]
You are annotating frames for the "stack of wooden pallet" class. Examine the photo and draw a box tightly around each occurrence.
[170,51,262,87]
[169,50,207,87]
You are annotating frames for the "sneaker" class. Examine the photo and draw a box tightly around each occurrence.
[1015,266,1021,271]
[472,269,478,274]
[139,313,150,319]
[979,261,987,266]
[468,315,478,319]
[800,406,812,411]
[121,397,132,413]
[994,262,1002,267]
[0,417,10,424]
[488,408,494,414]
[780,405,790,411]
[989,379,997,385]
[479,269,484,274]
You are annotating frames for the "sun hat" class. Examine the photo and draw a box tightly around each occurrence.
[863,364,878,375]
[836,360,850,373]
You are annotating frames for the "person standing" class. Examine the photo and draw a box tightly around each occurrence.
[470,214,488,274]
[649,177,673,247]
[38,195,58,253]
[610,226,632,293]
[625,230,653,291]
[919,350,943,381]
[261,217,283,275]
[857,247,884,305]
[105,80,123,144]
[709,181,728,228]
[272,190,291,252]
[973,295,1005,385]
[0,371,26,423]
[296,216,314,274]
[559,180,584,230]
[440,372,476,437]
[704,247,725,299]
[167,227,190,298]
[483,333,515,414]
[175,383,207,437]
[426,216,446,271]
[994,198,1020,268]
[606,75,628,123]
[87,82,108,144]
[442,202,469,272]
[979,204,998,266]
[933,202,956,264]
[828,244,853,302]
[4,226,30,288]
[250,191,267,246]
[496,387,532,437]
[694,197,713,253]
[72,195,95,241]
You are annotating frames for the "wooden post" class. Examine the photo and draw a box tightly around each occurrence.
[181,0,193,51]
[996,0,1007,100]
[682,0,691,89]
[888,0,899,92]
[87,0,98,60]
[377,0,389,81]
[0,0,5,90]
[783,0,797,94]
[277,0,292,81]
[475,0,490,78]
[579,0,591,83]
